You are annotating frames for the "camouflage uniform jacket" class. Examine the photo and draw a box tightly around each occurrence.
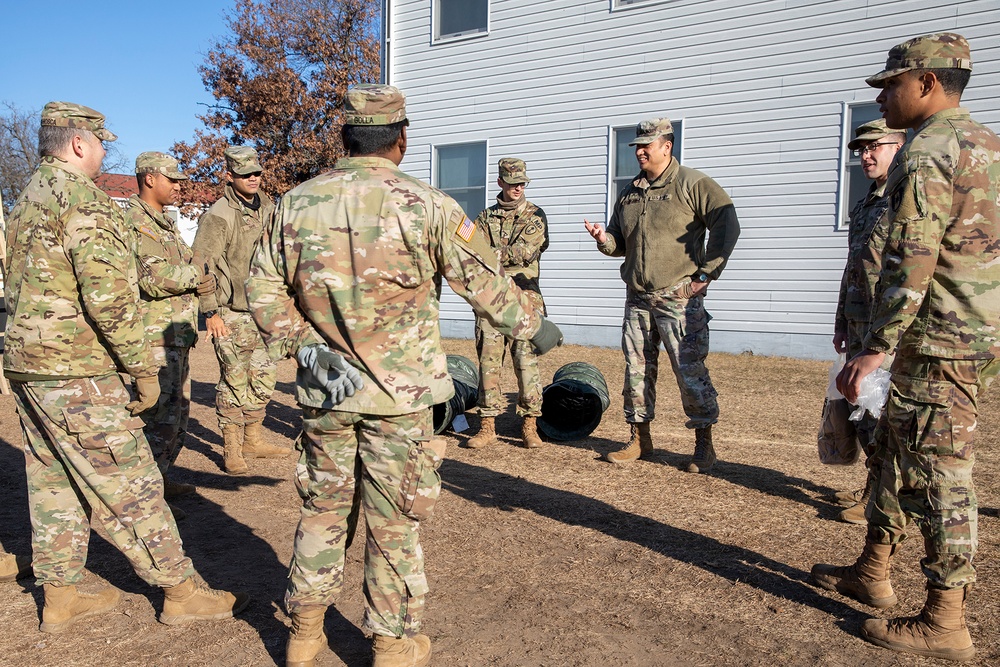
[473,196,548,293]
[126,195,200,348]
[191,183,274,314]
[247,156,544,416]
[864,107,1000,360]
[835,181,891,332]
[3,156,157,379]
[599,158,741,292]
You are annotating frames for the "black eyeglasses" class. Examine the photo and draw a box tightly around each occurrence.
[852,142,900,158]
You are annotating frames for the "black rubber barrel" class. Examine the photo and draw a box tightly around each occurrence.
[538,362,610,441]
[433,355,480,434]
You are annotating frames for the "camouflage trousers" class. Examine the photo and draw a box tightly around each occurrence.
[11,374,194,587]
[622,286,719,428]
[212,308,276,427]
[285,407,444,639]
[847,319,896,504]
[141,346,192,476]
[475,291,545,418]
[867,354,999,588]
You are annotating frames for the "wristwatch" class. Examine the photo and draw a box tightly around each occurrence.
[696,272,710,283]
[203,310,218,319]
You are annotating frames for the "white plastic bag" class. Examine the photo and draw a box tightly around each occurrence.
[827,353,847,400]
[850,367,891,422]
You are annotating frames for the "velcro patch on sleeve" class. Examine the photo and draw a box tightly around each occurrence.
[456,217,476,242]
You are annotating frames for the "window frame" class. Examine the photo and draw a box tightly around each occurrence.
[838,101,883,231]
[610,0,674,11]
[606,120,684,220]
[433,139,490,219]
[432,0,490,44]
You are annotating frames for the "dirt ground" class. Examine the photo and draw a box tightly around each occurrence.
[0,338,998,667]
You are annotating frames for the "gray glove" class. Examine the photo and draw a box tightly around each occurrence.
[531,318,564,355]
[296,344,365,405]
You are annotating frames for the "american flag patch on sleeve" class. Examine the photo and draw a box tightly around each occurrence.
[457,216,475,242]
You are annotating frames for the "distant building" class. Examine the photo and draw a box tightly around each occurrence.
[380,0,999,359]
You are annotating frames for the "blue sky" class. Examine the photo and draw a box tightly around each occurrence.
[1,1,233,172]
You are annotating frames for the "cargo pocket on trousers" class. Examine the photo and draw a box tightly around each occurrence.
[886,379,955,458]
[63,404,145,471]
[397,438,447,521]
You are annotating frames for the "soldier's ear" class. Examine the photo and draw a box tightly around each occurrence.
[398,125,408,157]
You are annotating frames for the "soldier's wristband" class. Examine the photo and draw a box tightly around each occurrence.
[203,310,218,320]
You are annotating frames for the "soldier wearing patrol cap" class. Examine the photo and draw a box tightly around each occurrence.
[467,157,550,450]
[4,102,248,635]
[585,117,740,472]
[829,119,905,525]
[811,33,1000,661]
[191,145,289,475]
[127,152,217,510]
[247,83,561,667]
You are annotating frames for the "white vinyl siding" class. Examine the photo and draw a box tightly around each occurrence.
[384,0,1000,358]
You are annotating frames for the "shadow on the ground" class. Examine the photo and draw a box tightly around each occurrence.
[441,457,864,622]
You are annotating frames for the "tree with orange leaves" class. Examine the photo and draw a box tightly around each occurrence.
[172,0,380,208]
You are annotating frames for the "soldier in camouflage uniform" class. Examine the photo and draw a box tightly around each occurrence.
[191,146,287,475]
[585,117,740,472]
[0,191,33,584]
[127,152,216,507]
[811,33,1000,661]
[467,158,549,449]
[831,120,905,524]
[247,84,562,667]
[3,102,248,634]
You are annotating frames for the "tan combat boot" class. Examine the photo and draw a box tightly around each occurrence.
[833,487,865,507]
[606,423,653,463]
[838,477,872,525]
[521,416,543,449]
[811,540,898,608]
[163,477,196,499]
[161,576,249,625]
[222,424,249,475]
[286,606,327,667]
[0,552,32,582]
[372,633,432,667]
[243,422,291,459]
[862,585,975,662]
[467,416,497,449]
[686,426,717,473]
[39,583,121,633]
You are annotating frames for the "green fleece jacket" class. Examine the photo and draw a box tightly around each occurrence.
[599,158,740,293]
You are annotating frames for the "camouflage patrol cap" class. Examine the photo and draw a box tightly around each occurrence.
[40,101,117,142]
[498,158,530,185]
[847,119,905,151]
[224,146,263,175]
[344,84,408,126]
[135,151,188,180]
[866,32,972,87]
[628,117,674,146]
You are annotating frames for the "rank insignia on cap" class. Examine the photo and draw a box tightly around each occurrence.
[457,217,476,242]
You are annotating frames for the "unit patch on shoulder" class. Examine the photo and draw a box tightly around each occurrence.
[457,216,476,242]
[138,225,159,241]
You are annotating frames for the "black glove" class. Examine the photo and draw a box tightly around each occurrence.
[531,318,563,355]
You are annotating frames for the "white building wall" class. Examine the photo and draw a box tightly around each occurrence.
[384,0,1000,359]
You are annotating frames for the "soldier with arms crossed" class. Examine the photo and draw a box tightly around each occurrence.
[811,33,1000,661]
[126,152,216,510]
[248,84,562,667]
[467,158,550,449]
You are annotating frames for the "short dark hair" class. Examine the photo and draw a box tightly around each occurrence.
[342,120,407,156]
[662,133,675,145]
[920,68,971,97]
[38,125,83,158]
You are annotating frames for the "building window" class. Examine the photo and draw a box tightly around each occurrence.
[612,0,672,10]
[840,102,882,229]
[611,121,683,200]
[435,141,487,218]
[435,0,488,41]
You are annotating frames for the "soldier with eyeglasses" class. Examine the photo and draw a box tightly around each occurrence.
[830,118,904,525]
